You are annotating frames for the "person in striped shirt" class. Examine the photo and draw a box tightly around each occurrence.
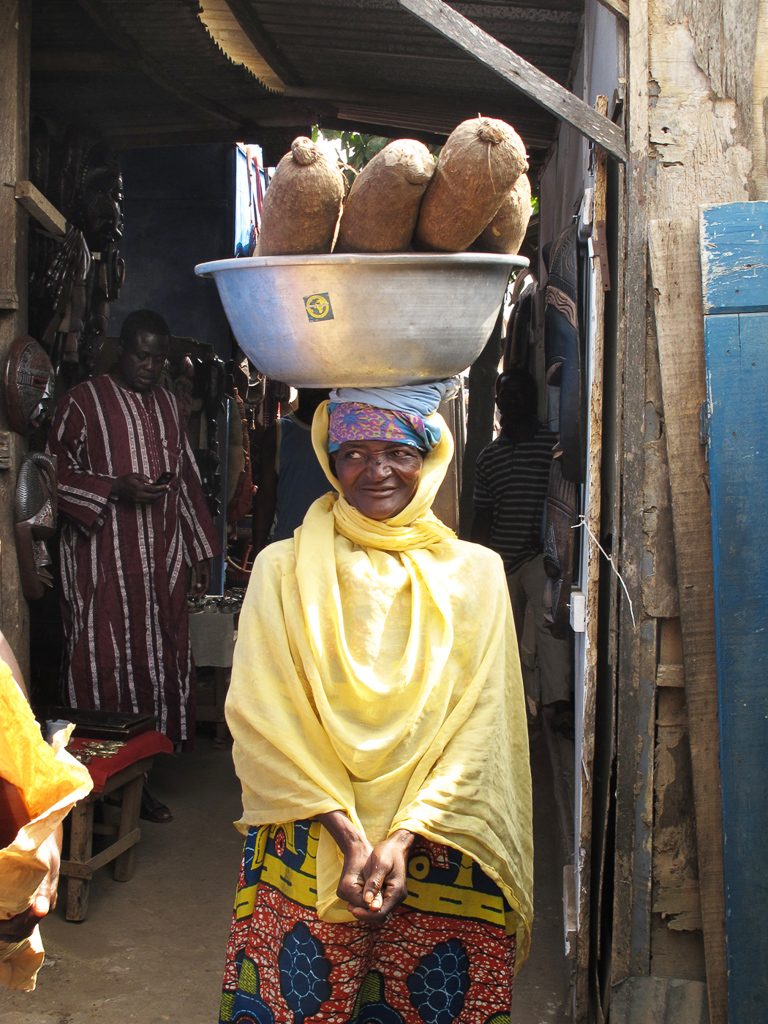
[472,369,573,734]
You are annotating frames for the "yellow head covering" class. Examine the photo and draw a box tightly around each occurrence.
[311,398,455,550]
[226,404,533,963]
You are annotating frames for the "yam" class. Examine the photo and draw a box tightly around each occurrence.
[415,117,528,252]
[336,140,436,253]
[257,137,345,256]
[476,173,532,254]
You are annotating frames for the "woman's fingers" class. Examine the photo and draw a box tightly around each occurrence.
[363,874,384,908]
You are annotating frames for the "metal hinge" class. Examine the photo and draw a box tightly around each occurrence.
[699,401,710,449]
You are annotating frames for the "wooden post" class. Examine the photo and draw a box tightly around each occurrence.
[648,218,728,1024]
[611,0,654,991]
[113,775,143,882]
[574,97,610,1022]
[65,799,95,922]
[0,0,30,672]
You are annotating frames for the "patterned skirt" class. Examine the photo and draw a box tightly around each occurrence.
[220,820,517,1024]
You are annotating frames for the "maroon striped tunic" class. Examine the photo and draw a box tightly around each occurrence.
[47,375,220,741]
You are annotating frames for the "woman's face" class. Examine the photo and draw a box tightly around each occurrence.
[333,440,424,520]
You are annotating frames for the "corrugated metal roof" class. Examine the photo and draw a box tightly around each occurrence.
[31,0,586,160]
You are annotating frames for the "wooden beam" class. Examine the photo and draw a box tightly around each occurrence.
[648,216,728,1024]
[14,180,66,236]
[396,0,628,161]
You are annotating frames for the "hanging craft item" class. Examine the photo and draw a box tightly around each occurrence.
[14,453,58,602]
[3,335,55,435]
[544,222,585,484]
[541,456,578,638]
[193,355,226,517]
[503,271,537,372]
[28,128,124,384]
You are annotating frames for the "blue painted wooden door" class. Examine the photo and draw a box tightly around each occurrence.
[700,201,768,1020]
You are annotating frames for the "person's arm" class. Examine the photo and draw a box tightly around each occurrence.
[317,810,373,910]
[470,507,493,546]
[46,396,116,531]
[252,423,278,552]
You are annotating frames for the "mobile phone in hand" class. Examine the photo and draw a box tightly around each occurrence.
[154,471,173,486]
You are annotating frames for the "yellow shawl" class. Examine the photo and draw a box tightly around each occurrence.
[226,403,533,961]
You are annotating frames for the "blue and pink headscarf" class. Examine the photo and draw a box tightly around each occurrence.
[327,380,459,454]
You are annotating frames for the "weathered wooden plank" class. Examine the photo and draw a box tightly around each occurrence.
[642,314,679,619]
[701,203,768,1018]
[654,689,703,937]
[14,179,66,236]
[656,664,684,689]
[700,202,768,313]
[612,976,709,1024]
[648,217,728,1024]
[575,95,609,1021]
[396,0,628,161]
[0,0,30,674]
[612,0,653,991]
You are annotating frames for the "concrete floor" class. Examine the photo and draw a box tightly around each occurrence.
[4,726,572,1024]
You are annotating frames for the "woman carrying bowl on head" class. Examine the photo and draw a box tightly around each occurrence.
[219,380,533,1024]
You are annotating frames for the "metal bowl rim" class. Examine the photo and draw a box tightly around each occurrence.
[195,252,530,277]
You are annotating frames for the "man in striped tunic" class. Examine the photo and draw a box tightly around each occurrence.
[48,311,220,795]
[472,369,572,729]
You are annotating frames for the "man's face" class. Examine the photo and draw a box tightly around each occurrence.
[496,376,536,425]
[116,330,169,392]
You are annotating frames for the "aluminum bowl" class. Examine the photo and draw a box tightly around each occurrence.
[195,252,528,387]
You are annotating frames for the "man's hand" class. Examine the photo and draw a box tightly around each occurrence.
[0,828,61,943]
[111,473,169,504]
[190,559,211,597]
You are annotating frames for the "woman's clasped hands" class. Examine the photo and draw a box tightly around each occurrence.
[318,811,414,926]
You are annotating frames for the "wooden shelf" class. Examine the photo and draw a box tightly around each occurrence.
[14,180,67,236]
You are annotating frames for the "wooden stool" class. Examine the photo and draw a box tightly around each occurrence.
[60,731,172,922]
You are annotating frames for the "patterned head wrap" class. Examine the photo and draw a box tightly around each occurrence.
[326,379,459,454]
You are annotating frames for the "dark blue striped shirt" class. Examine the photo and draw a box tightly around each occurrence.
[473,425,558,573]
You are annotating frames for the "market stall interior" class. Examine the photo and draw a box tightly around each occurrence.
[1,0,620,1020]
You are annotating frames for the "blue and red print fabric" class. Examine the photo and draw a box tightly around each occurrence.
[220,821,516,1024]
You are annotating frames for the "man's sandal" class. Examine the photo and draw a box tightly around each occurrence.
[140,786,173,823]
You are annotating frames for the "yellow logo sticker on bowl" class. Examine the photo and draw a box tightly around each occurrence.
[304,293,334,322]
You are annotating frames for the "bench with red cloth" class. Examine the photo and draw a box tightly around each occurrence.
[60,730,172,922]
